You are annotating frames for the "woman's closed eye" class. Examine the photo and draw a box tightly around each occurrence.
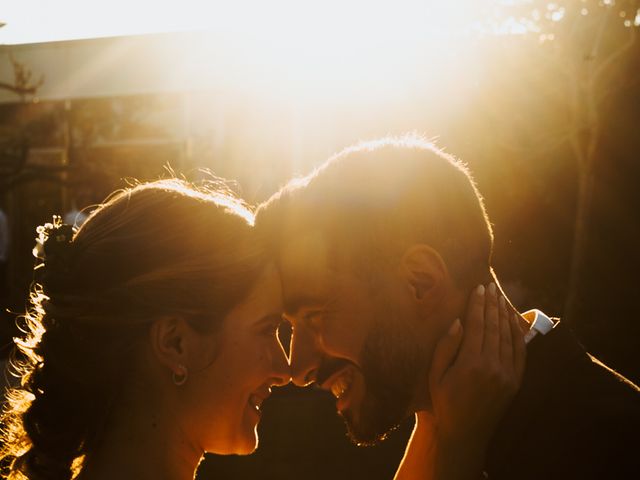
[262,320,281,337]
[257,313,285,337]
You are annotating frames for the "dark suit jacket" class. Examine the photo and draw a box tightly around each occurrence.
[484,322,640,479]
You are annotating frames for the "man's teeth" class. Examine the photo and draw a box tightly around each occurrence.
[330,375,351,399]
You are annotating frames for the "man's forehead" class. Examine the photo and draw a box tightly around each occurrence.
[278,231,333,315]
[280,231,328,267]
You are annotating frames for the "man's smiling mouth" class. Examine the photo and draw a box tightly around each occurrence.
[321,366,356,411]
[330,371,352,399]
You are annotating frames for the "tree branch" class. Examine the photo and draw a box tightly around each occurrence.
[0,80,40,96]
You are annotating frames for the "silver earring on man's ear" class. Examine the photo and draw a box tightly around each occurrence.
[172,364,188,386]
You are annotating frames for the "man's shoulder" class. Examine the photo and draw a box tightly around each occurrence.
[565,353,639,428]
[486,324,640,479]
[533,356,640,479]
[581,353,640,408]
[539,333,640,428]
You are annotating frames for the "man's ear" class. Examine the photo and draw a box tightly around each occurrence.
[149,316,191,372]
[400,244,448,309]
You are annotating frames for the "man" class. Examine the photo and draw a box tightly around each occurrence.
[256,136,640,479]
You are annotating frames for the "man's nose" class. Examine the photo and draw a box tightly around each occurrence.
[290,325,321,387]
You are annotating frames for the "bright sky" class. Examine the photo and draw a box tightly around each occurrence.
[1,0,215,44]
[0,1,513,105]
[0,0,484,45]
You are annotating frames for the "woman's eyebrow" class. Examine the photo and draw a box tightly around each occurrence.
[255,312,284,326]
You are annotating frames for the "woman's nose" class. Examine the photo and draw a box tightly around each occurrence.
[289,326,321,387]
[270,337,292,386]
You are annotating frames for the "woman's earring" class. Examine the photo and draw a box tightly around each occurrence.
[172,364,188,386]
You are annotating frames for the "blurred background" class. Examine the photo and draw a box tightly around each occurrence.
[0,1,639,478]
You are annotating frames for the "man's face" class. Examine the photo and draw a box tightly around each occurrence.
[280,232,428,446]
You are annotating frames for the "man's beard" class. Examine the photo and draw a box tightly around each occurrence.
[342,298,424,447]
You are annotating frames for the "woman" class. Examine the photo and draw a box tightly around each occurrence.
[0,178,522,480]
[0,179,289,479]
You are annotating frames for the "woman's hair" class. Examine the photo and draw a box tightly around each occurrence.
[0,179,266,479]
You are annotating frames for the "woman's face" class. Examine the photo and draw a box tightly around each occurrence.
[182,264,290,455]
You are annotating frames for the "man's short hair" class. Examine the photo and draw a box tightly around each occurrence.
[256,135,494,289]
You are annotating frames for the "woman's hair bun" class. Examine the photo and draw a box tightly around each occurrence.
[32,216,77,296]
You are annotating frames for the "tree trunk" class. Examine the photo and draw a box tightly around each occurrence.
[564,163,596,324]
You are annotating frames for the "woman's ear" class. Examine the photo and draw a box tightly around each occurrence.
[149,316,190,372]
[400,244,448,309]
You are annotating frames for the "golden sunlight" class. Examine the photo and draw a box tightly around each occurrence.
[0,1,639,480]
[1,1,490,104]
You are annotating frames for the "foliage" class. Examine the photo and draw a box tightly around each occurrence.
[482,0,640,322]
[0,54,44,100]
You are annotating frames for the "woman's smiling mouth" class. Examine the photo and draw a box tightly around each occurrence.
[248,387,271,416]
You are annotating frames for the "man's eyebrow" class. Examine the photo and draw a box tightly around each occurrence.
[283,295,326,316]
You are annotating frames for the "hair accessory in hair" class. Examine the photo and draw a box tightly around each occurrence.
[32,215,77,290]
